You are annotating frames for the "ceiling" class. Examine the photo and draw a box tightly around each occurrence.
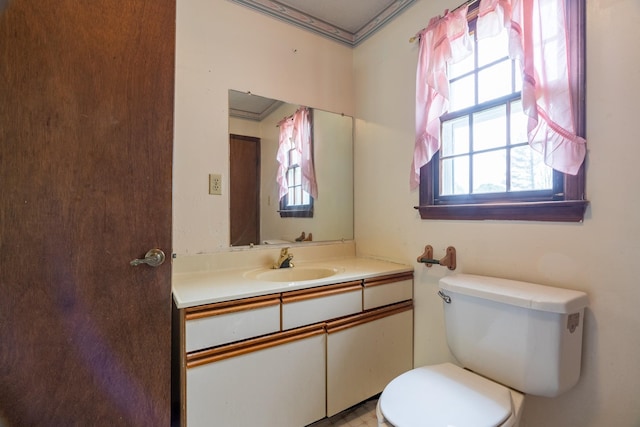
[229,90,284,121]
[228,0,418,47]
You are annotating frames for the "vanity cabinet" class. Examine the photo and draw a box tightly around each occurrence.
[173,271,413,426]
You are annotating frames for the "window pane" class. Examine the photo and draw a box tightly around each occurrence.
[290,149,300,167]
[473,105,506,151]
[510,145,553,191]
[477,28,508,67]
[441,155,469,196]
[473,151,506,193]
[442,116,470,156]
[448,52,474,79]
[287,187,295,206]
[296,186,303,205]
[294,167,301,185]
[449,75,475,112]
[478,60,512,104]
[510,100,527,144]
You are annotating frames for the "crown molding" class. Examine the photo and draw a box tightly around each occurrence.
[228,0,417,47]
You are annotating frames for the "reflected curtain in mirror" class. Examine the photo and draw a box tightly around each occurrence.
[277,107,316,218]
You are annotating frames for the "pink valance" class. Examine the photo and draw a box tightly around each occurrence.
[410,6,473,189]
[411,0,586,189]
[276,107,318,200]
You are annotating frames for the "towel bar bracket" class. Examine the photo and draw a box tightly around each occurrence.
[417,245,456,270]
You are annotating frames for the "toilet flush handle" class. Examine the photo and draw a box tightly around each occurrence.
[438,290,451,303]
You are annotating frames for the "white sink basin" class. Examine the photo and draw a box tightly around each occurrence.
[245,267,339,282]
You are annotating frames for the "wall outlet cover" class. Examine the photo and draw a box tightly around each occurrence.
[209,174,222,195]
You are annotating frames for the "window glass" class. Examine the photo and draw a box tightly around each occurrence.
[509,100,527,144]
[449,75,475,111]
[441,116,469,156]
[510,145,553,191]
[477,28,508,67]
[441,155,470,195]
[473,150,506,193]
[473,105,507,151]
[478,60,512,103]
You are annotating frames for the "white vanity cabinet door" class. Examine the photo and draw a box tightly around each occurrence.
[184,294,280,352]
[326,302,414,416]
[281,281,362,330]
[363,273,413,310]
[186,325,326,427]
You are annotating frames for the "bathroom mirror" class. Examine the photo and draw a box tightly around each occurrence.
[228,89,354,247]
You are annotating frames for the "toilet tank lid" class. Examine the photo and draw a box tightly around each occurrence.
[439,274,589,314]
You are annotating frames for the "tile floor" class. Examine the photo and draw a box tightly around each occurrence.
[308,397,379,427]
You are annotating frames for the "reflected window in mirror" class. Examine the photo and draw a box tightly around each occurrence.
[280,148,314,217]
[277,107,316,218]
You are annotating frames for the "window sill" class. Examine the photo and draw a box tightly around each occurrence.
[415,200,589,222]
[278,209,313,218]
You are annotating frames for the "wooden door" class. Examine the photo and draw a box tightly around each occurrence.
[0,1,174,425]
[229,134,260,246]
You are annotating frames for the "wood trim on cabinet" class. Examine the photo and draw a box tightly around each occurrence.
[281,281,363,304]
[363,272,413,287]
[326,301,414,334]
[184,294,281,320]
[186,324,326,368]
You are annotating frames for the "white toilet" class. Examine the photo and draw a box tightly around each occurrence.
[377,274,589,427]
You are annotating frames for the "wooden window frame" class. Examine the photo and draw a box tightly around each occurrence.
[415,0,588,222]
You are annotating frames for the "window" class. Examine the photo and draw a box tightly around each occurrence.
[415,0,587,222]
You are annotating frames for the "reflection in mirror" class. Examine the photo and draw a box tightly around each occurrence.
[229,90,354,247]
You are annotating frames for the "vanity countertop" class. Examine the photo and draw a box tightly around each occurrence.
[172,256,413,309]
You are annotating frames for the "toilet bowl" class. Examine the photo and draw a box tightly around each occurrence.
[376,363,524,427]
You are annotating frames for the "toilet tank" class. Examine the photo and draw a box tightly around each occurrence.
[439,274,589,397]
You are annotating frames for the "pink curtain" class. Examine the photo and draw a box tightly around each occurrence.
[276,107,318,200]
[410,6,473,189]
[277,115,295,200]
[477,0,586,175]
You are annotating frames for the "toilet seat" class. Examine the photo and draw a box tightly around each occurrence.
[379,363,522,427]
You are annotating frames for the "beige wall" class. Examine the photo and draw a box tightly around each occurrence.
[176,0,640,425]
[354,0,640,426]
[174,0,354,253]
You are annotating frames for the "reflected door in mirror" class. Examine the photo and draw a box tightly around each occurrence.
[230,134,260,246]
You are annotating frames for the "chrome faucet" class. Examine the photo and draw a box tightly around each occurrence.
[273,247,294,269]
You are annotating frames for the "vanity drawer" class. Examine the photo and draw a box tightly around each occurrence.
[281,281,363,330]
[184,294,281,352]
[363,273,413,310]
